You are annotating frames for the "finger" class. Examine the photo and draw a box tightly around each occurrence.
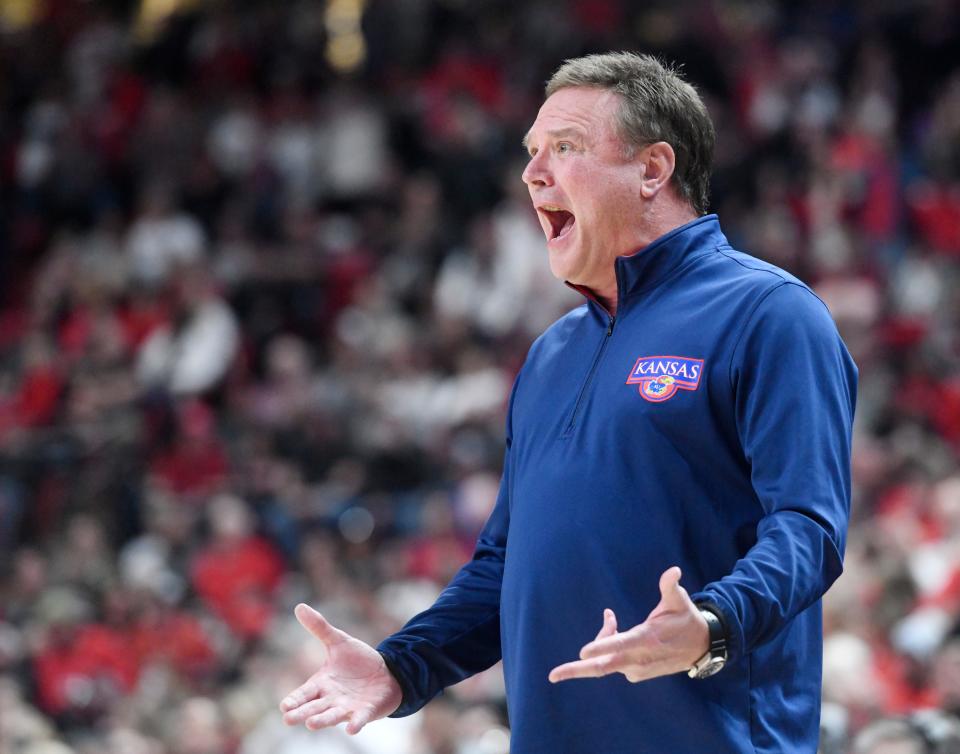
[345,709,373,736]
[580,627,649,660]
[594,608,618,641]
[549,653,625,682]
[280,678,320,712]
[305,706,350,730]
[283,697,334,725]
[657,566,688,610]
[294,603,346,645]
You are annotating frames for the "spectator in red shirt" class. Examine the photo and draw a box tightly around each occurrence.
[191,493,284,642]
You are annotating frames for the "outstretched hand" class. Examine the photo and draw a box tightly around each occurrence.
[548,567,709,684]
[280,604,402,735]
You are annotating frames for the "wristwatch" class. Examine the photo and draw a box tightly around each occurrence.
[687,606,728,679]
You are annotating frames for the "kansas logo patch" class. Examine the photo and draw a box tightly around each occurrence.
[626,356,704,403]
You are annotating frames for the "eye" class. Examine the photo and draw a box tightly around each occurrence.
[527,146,538,157]
[557,142,573,154]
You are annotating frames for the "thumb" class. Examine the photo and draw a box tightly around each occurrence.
[294,603,344,644]
[657,566,689,610]
[594,608,618,641]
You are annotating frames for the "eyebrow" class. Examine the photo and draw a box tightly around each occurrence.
[522,126,585,152]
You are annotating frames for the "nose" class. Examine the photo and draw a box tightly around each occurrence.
[522,151,552,188]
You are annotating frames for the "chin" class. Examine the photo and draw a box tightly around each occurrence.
[546,232,586,281]
[551,260,592,288]
[547,256,575,283]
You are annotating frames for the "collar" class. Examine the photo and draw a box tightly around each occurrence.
[567,214,727,315]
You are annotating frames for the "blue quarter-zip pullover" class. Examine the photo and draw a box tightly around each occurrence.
[378,215,858,753]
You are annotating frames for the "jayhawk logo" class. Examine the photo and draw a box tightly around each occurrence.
[626,356,704,403]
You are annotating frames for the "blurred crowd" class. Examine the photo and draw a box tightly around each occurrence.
[0,0,959,752]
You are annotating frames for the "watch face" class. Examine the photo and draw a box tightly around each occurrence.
[696,657,726,679]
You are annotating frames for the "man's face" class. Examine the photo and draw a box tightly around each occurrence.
[522,87,647,292]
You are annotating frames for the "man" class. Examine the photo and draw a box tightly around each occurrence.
[280,52,858,753]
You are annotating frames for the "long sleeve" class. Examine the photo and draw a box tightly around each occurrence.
[691,282,858,664]
[376,373,519,716]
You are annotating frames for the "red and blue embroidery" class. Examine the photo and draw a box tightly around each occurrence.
[626,356,704,403]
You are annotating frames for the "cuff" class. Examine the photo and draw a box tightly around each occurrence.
[376,647,419,718]
[691,590,745,665]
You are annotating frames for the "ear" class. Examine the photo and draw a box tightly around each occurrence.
[638,141,676,200]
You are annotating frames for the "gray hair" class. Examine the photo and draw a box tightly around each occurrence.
[545,52,715,216]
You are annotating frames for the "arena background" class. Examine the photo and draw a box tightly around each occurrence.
[1,1,959,752]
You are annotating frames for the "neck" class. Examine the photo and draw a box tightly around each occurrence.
[581,202,699,318]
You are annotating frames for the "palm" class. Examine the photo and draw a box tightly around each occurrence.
[311,632,395,710]
[281,604,402,735]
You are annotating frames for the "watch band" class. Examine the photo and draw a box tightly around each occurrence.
[688,606,728,679]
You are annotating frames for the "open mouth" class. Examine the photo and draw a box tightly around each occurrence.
[540,206,576,242]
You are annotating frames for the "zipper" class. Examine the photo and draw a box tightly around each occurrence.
[562,314,616,437]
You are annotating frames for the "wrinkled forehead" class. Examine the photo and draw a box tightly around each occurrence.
[523,87,624,148]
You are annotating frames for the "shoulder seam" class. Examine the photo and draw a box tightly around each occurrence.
[715,248,834,314]
[715,247,790,284]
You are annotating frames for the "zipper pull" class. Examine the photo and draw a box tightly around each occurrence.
[607,317,615,336]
